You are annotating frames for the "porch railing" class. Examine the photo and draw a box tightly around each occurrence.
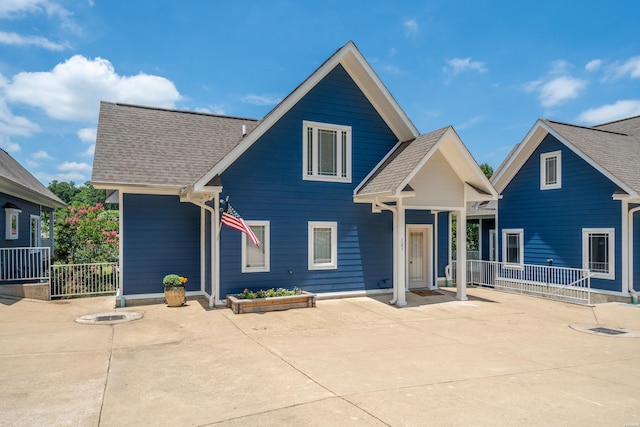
[50,262,120,298]
[450,260,591,305]
[0,247,50,282]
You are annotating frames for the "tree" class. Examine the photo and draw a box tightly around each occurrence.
[48,180,79,204]
[479,162,494,179]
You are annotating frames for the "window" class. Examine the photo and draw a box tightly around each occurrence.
[540,151,561,190]
[30,215,41,248]
[502,229,523,266]
[582,228,614,280]
[242,221,270,273]
[308,221,337,270]
[303,121,351,182]
[5,207,21,240]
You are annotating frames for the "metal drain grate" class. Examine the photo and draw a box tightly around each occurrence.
[589,327,627,335]
[96,314,125,322]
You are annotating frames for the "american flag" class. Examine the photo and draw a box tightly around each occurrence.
[221,202,261,248]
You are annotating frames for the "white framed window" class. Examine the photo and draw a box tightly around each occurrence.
[308,221,337,270]
[30,215,41,248]
[242,221,270,273]
[502,229,523,266]
[302,121,352,183]
[540,150,561,190]
[5,207,21,240]
[582,228,614,280]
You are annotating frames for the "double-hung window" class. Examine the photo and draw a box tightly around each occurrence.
[502,229,523,266]
[582,228,614,279]
[308,221,337,270]
[242,221,270,273]
[540,150,561,190]
[303,121,351,182]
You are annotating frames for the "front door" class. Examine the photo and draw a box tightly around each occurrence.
[407,226,432,289]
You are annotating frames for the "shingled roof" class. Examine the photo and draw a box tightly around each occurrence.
[356,127,449,196]
[0,149,65,208]
[92,102,259,188]
[543,116,640,194]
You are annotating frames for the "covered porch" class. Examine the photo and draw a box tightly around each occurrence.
[354,126,498,306]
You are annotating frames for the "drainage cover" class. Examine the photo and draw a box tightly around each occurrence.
[589,327,627,335]
[76,311,143,325]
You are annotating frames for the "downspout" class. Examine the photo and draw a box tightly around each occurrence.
[371,198,400,305]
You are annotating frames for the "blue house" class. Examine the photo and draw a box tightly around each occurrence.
[492,116,640,302]
[0,149,66,299]
[92,42,497,307]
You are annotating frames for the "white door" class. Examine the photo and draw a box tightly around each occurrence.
[407,226,432,289]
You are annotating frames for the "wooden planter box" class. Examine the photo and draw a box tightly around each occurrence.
[226,292,316,314]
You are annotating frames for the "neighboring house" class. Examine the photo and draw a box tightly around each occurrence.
[492,115,640,301]
[0,149,66,299]
[92,41,497,307]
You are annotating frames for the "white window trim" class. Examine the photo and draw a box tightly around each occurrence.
[302,120,352,183]
[502,228,524,268]
[308,221,338,270]
[30,215,41,248]
[540,150,562,190]
[241,221,270,273]
[582,228,615,280]
[5,207,21,240]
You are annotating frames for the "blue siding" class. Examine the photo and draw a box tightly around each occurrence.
[218,64,398,296]
[0,193,44,249]
[499,134,622,292]
[123,194,201,295]
[480,218,495,260]
[437,212,450,277]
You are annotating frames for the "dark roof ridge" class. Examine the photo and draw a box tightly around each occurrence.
[594,114,640,128]
[543,118,628,136]
[103,101,259,122]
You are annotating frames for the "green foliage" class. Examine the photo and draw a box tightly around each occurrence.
[479,162,494,179]
[54,203,119,264]
[235,287,302,299]
[48,181,115,209]
[163,274,188,286]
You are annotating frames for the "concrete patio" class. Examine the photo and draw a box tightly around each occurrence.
[0,287,638,426]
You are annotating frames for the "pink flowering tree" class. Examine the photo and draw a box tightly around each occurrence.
[54,202,119,263]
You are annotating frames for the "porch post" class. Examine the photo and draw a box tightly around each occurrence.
[456,207,468,301]
[396,198,407,306]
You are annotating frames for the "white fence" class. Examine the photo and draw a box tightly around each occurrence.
[50,262,119,298]
[451,260,591,305]
[0,247,50,282]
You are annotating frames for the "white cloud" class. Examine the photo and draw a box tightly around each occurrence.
[578,100,640,125]
[613,56,640,79]
[82,144,95,156]
[0,135,20,152]
[32,150,53,160]
[0,98,40,136]
[195,105,226,115]
[26,159,39,168]
[240,94,282,106]
[403,19,419,37]
[0,0,80,34]
[444,57,487,74]
[585,59,602,72]
[5,55,182,122]
[538,76,586,107]
[58,161,91,172]
[0,31,66,50]
[77,127,96,143]
[35,170,86,183]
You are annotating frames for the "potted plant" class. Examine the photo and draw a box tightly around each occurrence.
[163,274,187,307]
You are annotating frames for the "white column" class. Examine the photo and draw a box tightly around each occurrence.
[396,198,407,306]
[456,207,468,301]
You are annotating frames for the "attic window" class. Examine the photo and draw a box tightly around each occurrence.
[540,151,561,190]
[302,121,351,183]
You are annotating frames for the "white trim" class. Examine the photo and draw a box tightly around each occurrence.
[29,214,41,248]
[353,139,403,196]
[406,224,433,289]
[5,207,20,240]
[540,150,562,190]
[308,221,338,270]
[502,228,524,267]
[242,221,270,273]
[118,190,124,297]
[489,229,497,261]
[582,228,615,280]
[302,121,352,183]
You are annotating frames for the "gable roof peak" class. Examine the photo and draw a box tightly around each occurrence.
[101,101,259,122]
[542,118,628,136]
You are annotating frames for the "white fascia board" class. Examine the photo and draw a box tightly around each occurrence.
[92,183,183,196]
[195,41,419,190]
[393,130,446,195]
[0,178,66,209]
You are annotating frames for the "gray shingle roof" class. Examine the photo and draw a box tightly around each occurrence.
[356,127,448,196]
[0,149,66,208]
[92,102,260,188]
[543,116,640,194]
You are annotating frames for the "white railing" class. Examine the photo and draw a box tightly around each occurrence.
[450,260,591,305]
[50,262,119,298]
[0,247,51,282]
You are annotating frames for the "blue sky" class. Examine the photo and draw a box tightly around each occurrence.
[1,0,639,185]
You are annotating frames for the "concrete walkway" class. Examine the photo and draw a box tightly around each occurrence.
[0,288,639,426]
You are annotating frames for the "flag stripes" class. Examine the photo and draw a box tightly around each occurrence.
[221,202,261,248]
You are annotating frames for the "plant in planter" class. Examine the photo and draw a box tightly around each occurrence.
[226,286,315,314]
[163,274,188,307]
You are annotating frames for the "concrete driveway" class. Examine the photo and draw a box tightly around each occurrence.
[1,287,639,426]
